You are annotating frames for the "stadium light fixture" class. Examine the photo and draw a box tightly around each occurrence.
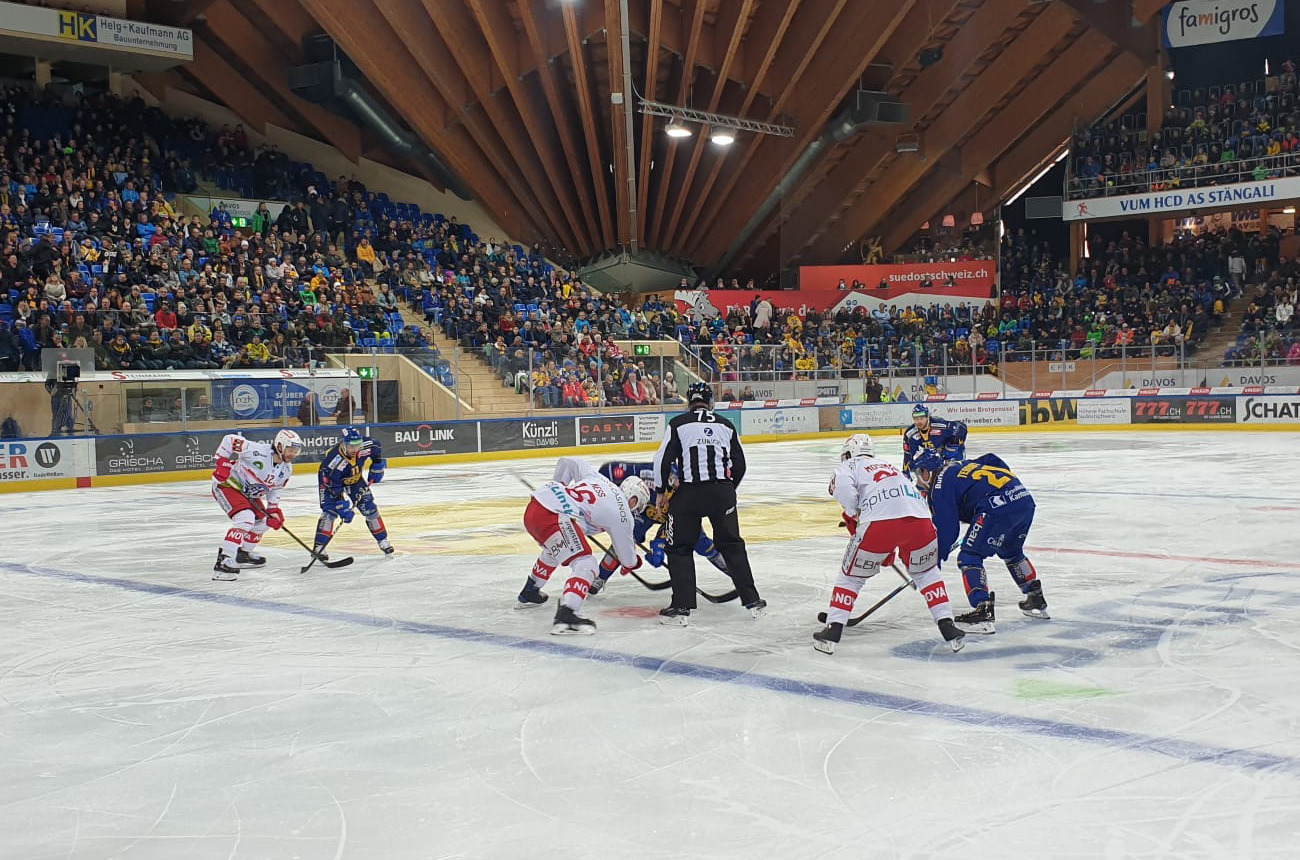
[710,128,736,146]
[665,122,692,138]
[639,98,794,138]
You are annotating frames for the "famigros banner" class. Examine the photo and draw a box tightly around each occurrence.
[1163,0,1285,48]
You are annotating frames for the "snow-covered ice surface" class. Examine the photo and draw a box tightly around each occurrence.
[3,431,1300,859]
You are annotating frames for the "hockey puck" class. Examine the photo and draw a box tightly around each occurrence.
[817,611,828,623]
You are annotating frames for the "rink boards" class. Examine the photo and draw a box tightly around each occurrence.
[3,390,1300,493]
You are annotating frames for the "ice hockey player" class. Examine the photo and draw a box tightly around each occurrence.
[814,434,965,654]
[518,456,646,634]
[901,405,967,476]
[910,448,1049,633]
[210,429,303,580]
[313,427,392,558]
[588,460,729,595]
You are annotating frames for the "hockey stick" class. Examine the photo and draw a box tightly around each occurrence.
[817,564,916,627]
[514,472,736,601]
[245,496,354,572]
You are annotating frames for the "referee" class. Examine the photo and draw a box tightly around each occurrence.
[652,382,765,625]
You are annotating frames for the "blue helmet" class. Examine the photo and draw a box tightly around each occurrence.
[340,427,364,450]
[911,448,947,495]
[687,381,713,405]
[912,404,930,420]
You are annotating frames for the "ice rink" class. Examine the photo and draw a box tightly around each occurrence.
[3,429,1300,859]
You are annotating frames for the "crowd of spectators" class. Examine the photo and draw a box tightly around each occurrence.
[1070,65,1300,198]
[0,85,440,375]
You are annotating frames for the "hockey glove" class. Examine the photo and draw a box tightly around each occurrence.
[367,460,386,484]
[841,513,859,536]
[212,457,233,484]
[265,506,285,530]
[324,495,355,524]
[646,537,667,567]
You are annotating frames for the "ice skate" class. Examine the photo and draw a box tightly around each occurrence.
[745,598,768,619]
[1018,585,1050,620]
[551,605,596,635]
[937,618,966,652]
[955,591,995,634]
[212,551,240,581]
[378,538,394,556]
[235,548,265,567]
[517,580,549,609]
[812,622,843,655]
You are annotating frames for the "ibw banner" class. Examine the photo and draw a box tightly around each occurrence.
[1064,175,1300,221]
[1163,0,1285,48]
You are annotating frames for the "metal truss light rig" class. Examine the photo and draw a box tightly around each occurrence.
[637,99,795,138]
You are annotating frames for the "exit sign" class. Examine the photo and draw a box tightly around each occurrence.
[633,344,651,356]
[356,366,377,379]
[231,216,248,228]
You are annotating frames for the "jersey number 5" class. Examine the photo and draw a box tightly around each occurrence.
[565,485,597,504]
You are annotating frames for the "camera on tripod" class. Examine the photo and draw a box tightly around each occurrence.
[56,360,81,385]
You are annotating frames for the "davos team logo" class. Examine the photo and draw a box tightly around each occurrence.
[231,384,260,416]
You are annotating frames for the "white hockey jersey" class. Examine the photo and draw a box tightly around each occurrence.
[213,433,292,504]
[533,457,639,568]
[830,456,931,525]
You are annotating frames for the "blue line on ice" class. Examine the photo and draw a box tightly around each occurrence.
[5,560,1296,778]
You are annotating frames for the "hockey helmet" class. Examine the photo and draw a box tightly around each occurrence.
[340,426,365,453]
[910,448,946,492]
[686,381,713,405]
[840,433,875,461]
[619,475,650,514]
[274,428,304,462]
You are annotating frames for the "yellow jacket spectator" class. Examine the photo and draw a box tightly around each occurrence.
[246,338,271,363]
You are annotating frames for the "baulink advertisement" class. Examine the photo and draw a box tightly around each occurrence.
[368,422,477,457]
[1162,0,1284,48]
[0,438,93,483]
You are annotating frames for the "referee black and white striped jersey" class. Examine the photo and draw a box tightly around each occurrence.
[654,407,747,489]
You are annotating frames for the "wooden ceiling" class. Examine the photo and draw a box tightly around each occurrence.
[133,0,1158,274]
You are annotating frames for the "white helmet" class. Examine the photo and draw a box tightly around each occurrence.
[841,433,875,461]
[620,476,650,514]
[274,429,304,461]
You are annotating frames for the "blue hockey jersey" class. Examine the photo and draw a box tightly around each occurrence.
[927,453,1032,561]
[319,437,384,496]
[598,461,658,490]
[902,418,967,474]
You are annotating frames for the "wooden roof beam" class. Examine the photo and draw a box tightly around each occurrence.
[634,0,664,249]
[203,0,363,161]
[660,0,756,253]
[646,0,707,250]
[466,0,596,255]
[668,0,804,253]
[805,4,1082,260]
[883,46,1147,251]
[563,2,616,250]
[296,0,548,241]
[516,0,605,253]
[423,0,582,253]
[1057,0,1155,63]
[737,0,1026,268]
[685,0,918,264]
